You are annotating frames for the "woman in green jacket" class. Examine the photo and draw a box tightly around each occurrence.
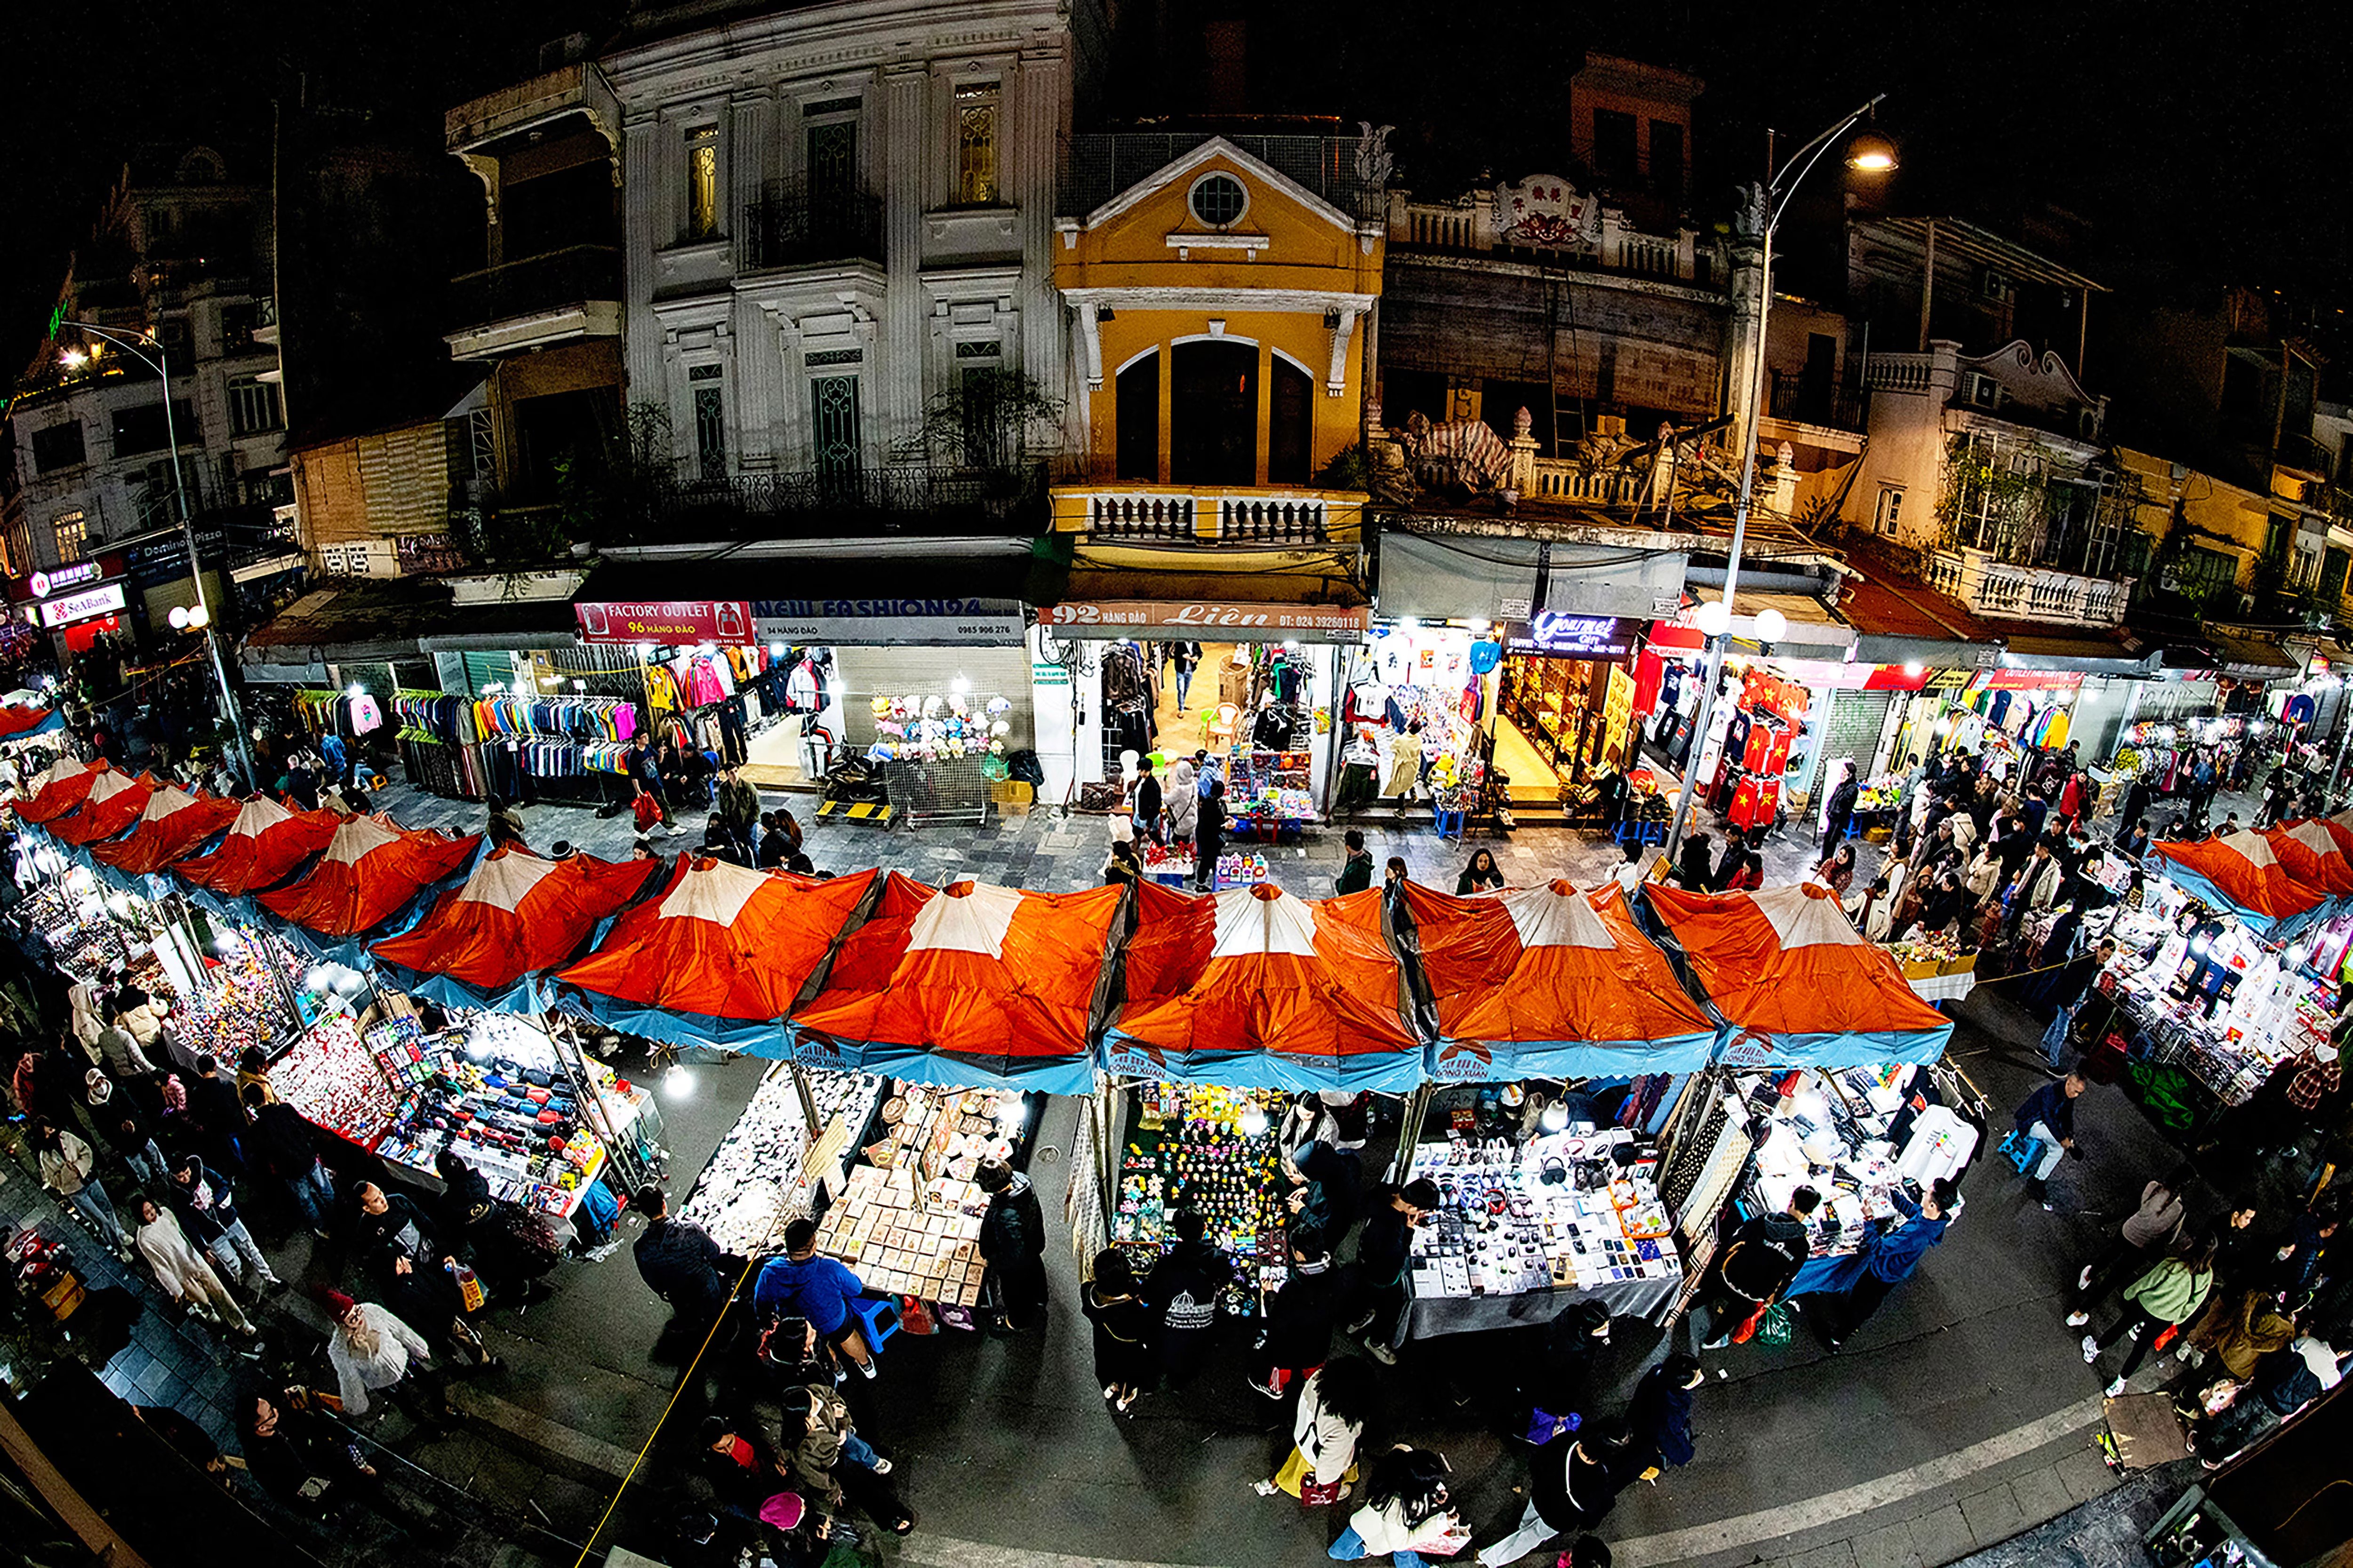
[2083,1233,2216,1397]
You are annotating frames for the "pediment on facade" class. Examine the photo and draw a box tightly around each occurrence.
[1074,136,1363,240]
[1960,339,2093,410]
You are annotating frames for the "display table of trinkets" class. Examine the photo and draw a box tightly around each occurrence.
[1401,1125,1683,1338]
[1112,1083,1290,1317]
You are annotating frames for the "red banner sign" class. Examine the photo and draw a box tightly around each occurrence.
[575,600,752,645]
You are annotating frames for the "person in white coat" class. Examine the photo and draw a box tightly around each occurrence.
[1165,755,1198,842]
[319,1288,456,1424]
[32,1122,131,1260]
[133,1195,256,1336]
[1255,1358,1377,1503]
[1329,1446,1465,1565]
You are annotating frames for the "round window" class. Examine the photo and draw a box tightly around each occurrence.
[1188,173,1249,229]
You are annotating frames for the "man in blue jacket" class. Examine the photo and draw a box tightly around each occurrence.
[1809,1178,1959,1349]
[754,1217,877,1379]
[2015,1072,2088,1210]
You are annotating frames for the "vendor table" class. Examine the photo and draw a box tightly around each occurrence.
[1907,969,1978,1005]
[1405,1269,1680,1337]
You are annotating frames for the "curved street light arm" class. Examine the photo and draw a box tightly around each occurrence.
[1767,95,1888,235]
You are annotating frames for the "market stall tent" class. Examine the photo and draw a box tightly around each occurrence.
[42,768,153,847]
[171,795,348,917]
[2152,829,2329,937]
[90,786,241,885]
[0,704,63,740]
[2261,819,2353,897]
[556,856,876,1052]
[1102,883,1425,1092]
[790,873,1122,1095]
[256,814,483,959]
[1643,882,1955,1068]
[15,756,103,824]
[373,846,663,1013]
[1406,879,1721,1082]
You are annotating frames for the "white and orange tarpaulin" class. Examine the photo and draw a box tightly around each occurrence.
[557,857,876,1051]
[257,814,483,959]
[44,768,153,847]
[2263,819,2353,898]
[89,784,240,894]
[1101,883,1423,1091]
[15,756,104,824]
[1406,880,1720,1082]
[373,846,663,1014]
[1644,882,1953,1068]
[791,873,1122,1094]
[173,795,346,916]
[2153,828,2329,936]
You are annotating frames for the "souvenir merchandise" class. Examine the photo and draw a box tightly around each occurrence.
[269,1013,411,1145]
[1114,1083,1289,1317]
[2093,875,2337,1108]
[1404,1126,1680,1310]
[172,929,302,1064]
[1222,749,1316,832]
[1735,1065,1979,1232]
[681,1064,882,1254]
[865,692,1008,764]
[15,864,137,980]
[809,1163,989,1309]
[857,1081,1034,1187]
[1495,651,1637,790]
[1214,849,1272,887]
[368,1011,655,1218]
[1136,839,1195,884]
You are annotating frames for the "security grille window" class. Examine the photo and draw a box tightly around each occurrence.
[228,375,281,435]
[51,511,87,560]
[685,126,720,240]
[1188,172,1248,229]
[31,422,85,473]
[955,83,1000,205]
[809,376,861,478]
[691,381,727,482]
[1874,485,1905,536]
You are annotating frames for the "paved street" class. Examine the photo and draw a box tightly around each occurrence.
[48,777,2197,1568]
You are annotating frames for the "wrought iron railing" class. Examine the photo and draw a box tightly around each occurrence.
[740,181,885,271]
[448,245,621,328]
[1767,372,1866,433]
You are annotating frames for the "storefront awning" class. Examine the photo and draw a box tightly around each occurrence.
[239,578,579,679]
[1376,528,1689,624]
[1040,568,1371,643]
[570,553,1038,647]
[2194,631,2299,682]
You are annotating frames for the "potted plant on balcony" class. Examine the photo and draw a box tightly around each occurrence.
[920,368,1061,503]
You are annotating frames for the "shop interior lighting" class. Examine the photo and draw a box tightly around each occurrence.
[951,675,972,695]
[346,682,364,699]
[1903,662,1924,678]
[1467,617,1490,633]
[769,642,788,658]
[1401,617,1420,631]
[1538,1101,1569,1133]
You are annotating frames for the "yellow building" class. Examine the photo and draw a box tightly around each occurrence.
[2114,446,2272,608]
[1050,138,1380,585]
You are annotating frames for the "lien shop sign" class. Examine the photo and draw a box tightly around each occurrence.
[36,582,128,628]
[576,600,751,644]
[1037,600,1371,641]
[1506,612,1635,659]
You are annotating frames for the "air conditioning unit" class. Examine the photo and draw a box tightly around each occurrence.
[1961,372,2002,409]
[1979,266,2014,303]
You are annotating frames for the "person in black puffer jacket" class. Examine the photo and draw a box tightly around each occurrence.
[976,1158,1048,1333]
[1691,1187,1818,1351]
[1145,1208,1231,1387]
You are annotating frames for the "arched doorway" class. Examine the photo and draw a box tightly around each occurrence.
[1170,339,1257,486]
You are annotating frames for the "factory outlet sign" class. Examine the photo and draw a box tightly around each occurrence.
[576,596,1027,648]
[575,600,752,644]
[36,582,128,629]
[1037,599,1372,642]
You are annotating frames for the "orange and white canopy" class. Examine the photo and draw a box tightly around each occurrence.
[172,795,345,907]
[791,873,1121,1094]
[91,784,240,878]
[1643,882,1954,1067]
[1407,879,1720,1081]
[2263,819,2353,897]
[557,856,875,1051]
[257,814,482,944]
[372,847,662,1012]
[2153,828,2330,935]
[1103,883,1423,1091]
[15,756,102,824]
[44,768,153,846]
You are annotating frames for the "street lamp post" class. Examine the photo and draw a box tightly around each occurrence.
[60,320,256,788]
[1663,100,1895,865]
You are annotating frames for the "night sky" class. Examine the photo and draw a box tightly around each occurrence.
[4,0,2349,392]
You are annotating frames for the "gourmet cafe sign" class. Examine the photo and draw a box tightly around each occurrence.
[1036,600,1372,642]
[1505,612,1635,659]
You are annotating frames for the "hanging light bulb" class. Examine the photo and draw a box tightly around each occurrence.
[664,1065,696,1100]
[1539,1101,1569,1134]
[1237,1103,1271,1138]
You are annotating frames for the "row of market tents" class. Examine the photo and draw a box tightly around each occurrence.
[14,755,1959,1094]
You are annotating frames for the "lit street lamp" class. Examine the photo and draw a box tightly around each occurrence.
[59,320,256,788]
[1664,100,1895,864]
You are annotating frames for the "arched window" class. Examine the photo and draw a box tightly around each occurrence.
[1115,351,1159,480]
[1170,340,1257,486]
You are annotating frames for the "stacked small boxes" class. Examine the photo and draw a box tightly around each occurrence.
[810,1165,988,1307]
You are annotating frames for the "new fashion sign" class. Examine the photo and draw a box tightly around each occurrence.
[575,600,751,644]
[751,597,1024,647]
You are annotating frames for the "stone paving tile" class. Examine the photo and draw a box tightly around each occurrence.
[1788,1543,1861,1568]
[2007,1463,2075,1528]
[1850,1520,1927,1568]
[1905,1503,1977,1567]
[2054,1443,2118,1503]
[1957,1482,2026,1546]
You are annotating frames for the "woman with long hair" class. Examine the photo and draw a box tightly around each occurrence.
[1256,1355,1380,1504]
[1329,1444,1462,1564]
[1456,849,1505,896]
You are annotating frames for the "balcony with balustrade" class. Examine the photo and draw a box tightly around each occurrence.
[1051,480,1363,553]
[1922,546,2134,628]
[445,245,622,361]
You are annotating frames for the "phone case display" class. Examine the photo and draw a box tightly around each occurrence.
[370,1012,649,1218]
[810,1163,989,1309]
[1405,1128,1680,1300]
[1114,1084,1289,1317]
[269,1014,412,1145]
[682,1064,881,1255]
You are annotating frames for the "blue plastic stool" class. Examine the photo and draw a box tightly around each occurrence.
[852,1295,901,1354]
[1997,1129,2044,1176]
[1434,808,1465,839]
